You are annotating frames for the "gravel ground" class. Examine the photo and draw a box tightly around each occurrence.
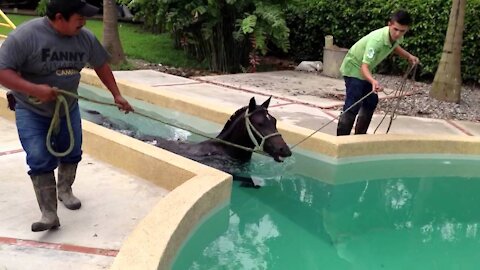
[375,74,480,122]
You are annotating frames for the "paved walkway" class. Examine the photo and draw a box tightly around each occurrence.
[114,69,480,137]
[0,116,168,270]
[2,68,480,269]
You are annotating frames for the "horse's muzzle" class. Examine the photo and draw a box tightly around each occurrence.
[272,146,292,162]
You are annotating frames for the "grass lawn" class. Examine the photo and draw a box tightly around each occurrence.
[0,14,205,69]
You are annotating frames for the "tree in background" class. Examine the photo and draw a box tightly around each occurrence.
[102,0,126,65]
[430,0,466,103]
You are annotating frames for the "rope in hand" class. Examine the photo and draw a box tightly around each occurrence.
[290,64,418,150]
[373,63,418,134]
[29,91,75,157]
[35,88,270,157]
[290,89,376,150]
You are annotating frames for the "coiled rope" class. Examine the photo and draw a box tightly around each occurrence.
[373,64,418,134]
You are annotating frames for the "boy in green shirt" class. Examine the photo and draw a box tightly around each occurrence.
[337,10,419,136]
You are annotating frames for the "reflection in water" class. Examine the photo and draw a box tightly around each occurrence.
[198,213,279,270]
[384,179,412,210]
[174,158,480,270]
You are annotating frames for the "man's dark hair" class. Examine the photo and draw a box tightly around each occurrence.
[390,9,412,26]
[46,0,99,21]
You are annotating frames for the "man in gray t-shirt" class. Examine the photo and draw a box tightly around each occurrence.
[0,0,133,232]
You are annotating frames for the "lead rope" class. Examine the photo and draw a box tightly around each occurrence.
[374,64,418,134]
[290,64,418,150]
[290,89,376,150]
[34,89,273,157]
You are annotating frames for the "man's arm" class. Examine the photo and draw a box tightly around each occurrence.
[94,63,134,113]
[0,69,57,102]
[394,46,420,65]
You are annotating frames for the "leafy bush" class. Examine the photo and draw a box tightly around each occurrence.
[286,0,480,81]
[120,0,292,73]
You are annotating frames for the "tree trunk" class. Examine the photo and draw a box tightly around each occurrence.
[103,0,126,65]
[430,0,465,103]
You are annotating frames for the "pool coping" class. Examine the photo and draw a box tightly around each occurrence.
[0,86,232,270]
[80,69,480,269]
[2,69,480,269]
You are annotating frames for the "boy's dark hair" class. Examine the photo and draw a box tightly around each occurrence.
[390,9,412,26]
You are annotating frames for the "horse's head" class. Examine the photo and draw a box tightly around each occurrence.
[246,97,292,162]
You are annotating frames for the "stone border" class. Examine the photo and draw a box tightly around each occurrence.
[81,69,480,159]
[0,88,231,270]
[2,69,480,269]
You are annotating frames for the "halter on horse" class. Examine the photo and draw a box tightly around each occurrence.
[83,97,292,172]
[208,96,291,163]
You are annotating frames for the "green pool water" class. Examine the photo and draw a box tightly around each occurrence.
[172,156,480,270]
[76,83,480,270]
[78,83,221,142]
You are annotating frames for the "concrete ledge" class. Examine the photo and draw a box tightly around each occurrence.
[79,69,480,268]
[80,69,480,159]
[111,174,230,270]
[0,87,232,270]
[3,68,480,269]
[82,122,232,270]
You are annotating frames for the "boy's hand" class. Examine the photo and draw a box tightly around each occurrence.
[372,80,383,92]
[408,55,420,65]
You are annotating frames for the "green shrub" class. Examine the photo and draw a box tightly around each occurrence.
[286,0,480,81]
[119,0,293,73]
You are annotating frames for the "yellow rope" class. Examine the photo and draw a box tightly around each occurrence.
[28,91,75,157]
[46,95,74,157]
[32,89,269,157]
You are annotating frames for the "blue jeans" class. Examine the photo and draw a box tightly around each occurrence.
[15,103,83,175]
[343,76,379,115]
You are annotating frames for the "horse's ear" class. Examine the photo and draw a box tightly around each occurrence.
[261,96,271,109]
[249,97,257,111]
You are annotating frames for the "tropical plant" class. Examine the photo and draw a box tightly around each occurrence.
[119,0,292,73]
[285,0,480,82]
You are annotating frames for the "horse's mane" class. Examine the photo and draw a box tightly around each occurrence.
[217,105,249,138]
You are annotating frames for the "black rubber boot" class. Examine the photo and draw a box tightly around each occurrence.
[354,108,374,135]
[337,111,357,136]
[57,163,82,210]
[30,172,60,232]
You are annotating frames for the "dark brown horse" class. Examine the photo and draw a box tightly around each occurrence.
[83,97,292,177]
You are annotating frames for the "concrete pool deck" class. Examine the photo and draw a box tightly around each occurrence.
[2,67,480,270]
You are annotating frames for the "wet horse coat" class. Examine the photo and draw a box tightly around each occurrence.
[84,97,292,177]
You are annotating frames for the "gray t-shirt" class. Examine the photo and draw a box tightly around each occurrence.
[0,17,108,116]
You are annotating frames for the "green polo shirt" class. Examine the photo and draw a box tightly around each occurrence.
[340,26,403,80]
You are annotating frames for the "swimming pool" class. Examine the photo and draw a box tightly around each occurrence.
[76,82,480,269]
[172,155,480,269]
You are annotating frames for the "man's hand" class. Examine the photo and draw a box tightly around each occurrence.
[34,84,58,102]
[114,95,134,113]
